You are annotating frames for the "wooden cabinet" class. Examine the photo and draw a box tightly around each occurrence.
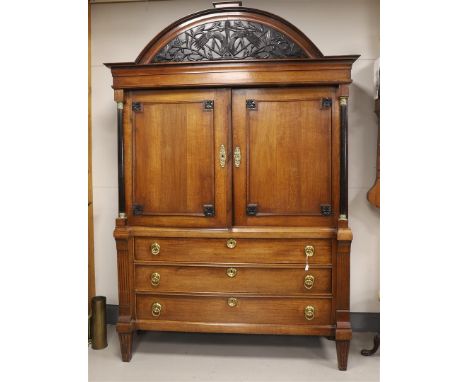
[106,3,358,371]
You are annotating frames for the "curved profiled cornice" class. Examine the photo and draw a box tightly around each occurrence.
[104,6,360,89]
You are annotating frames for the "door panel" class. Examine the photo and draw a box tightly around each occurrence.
[233,88,338,226]
[125,89,231,227]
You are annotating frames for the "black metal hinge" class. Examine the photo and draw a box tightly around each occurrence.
[246,203,258,216]
[203,100,214,110]
[132,204,144,215]
[320,204,332,216]
[132,102,142,112]
[321,98,332,109]
[246,99,257,110]
[203,204,215,217]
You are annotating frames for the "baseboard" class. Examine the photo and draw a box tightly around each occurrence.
[106,304,119,325]
[350,312,380,332]
[105,304,379,332]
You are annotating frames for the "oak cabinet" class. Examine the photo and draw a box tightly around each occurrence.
[106,3,357,371]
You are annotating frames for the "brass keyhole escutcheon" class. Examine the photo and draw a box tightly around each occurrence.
[150,272,160,286]
[226,267,237,278]
[234,146,241,168]
[304,305,315,320]
[227,297,238,307]
[304,245,315,257]
[219,144,226,168]
[226,239,237,249]
[151,242,160,256]
[304,275,315,289]
[151,302,162,318]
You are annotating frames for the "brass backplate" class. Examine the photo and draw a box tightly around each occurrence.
[226,238,237,249]
[150,272,160,286]
[151,242,160,256]
[226,267,237,278]
[227,297,238,307]
[304,305,315,320]
[152,302,162,318]
[304,245,315,257]
[304,275,315,289]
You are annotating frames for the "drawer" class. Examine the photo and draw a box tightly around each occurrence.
[135,265,331,295]
[136,294,332,325]
[134,238,332,264]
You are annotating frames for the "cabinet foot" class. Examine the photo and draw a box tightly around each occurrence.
[361,334,380,356]
[336,340,350,371]
[118,332,134,362]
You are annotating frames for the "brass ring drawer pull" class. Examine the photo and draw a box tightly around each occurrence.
[304,305,315,320]
[151,242,160,256]
[227,297,238,307]
[304,245,315,257]
[226,239,237,249]
[226,267,237,278]
[150,272,160,286]
[151,302,162,318]
[304,275,315,289]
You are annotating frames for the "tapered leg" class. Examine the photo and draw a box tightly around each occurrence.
[336,340,350,371]
[361,334,380,356]
[118,332,133,362]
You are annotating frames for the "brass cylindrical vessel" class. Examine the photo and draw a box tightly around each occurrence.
[91,296,108,349]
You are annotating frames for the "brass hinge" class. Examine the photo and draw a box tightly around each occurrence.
[203,100,214,110]
[203,204,215,216]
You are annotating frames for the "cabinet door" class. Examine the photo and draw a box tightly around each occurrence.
[125,89,231,227]
[232,88,339,227]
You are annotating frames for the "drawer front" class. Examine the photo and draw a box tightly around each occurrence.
[134,238,332,264]
[135,265,331,295]
[136,294,332,325]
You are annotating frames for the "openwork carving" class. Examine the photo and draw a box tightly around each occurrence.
[153,20,307,62]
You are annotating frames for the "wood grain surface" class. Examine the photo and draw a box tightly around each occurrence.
[134,265,332,295]
[136,294,332,325]
[134,237,332,265]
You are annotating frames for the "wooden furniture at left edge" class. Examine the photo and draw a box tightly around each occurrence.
[106,4,358,370]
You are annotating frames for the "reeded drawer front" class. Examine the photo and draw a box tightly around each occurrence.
[134,238,332,264]
[135,265,331,295]
[136,294,332,325]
